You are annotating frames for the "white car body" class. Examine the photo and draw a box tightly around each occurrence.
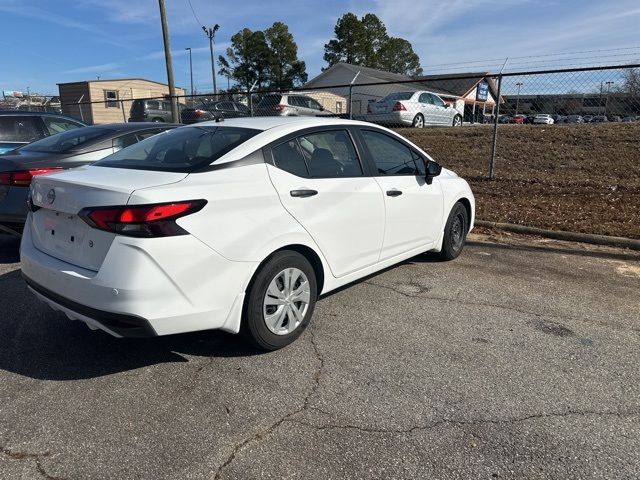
[533,114,555,124]
[20,117,474,344]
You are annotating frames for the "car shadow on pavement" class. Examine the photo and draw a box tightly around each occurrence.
[0,235,20,264]
[0,269,263,381]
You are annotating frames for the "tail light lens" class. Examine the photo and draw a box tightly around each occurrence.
[79,200,207,238]
[392,102,407,111]
[274,104,286,112]
[0,168,63,187]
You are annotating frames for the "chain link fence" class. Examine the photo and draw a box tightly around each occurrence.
[47,64,639,237]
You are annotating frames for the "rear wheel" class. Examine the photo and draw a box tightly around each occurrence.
[412,114,425,128]
[439,202,468,261]
[452,115,462,127]
[242,251,317,351]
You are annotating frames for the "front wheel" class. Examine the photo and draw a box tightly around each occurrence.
[452,115,462,127]
[242,251,317,351]
[439,202,469,261]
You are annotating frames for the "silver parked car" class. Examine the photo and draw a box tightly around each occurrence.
[255,93,334,117]
[365,91,463,128]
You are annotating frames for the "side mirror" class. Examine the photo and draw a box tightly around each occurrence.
[319,106,325,111]
[425,160,442,185]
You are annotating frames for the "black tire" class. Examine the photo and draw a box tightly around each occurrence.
[439,202,469,261]
[452,115,462,127]
[412,113,425,128]
[242,250,317,351]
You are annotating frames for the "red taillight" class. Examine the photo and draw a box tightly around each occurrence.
[392,102,406,111]
[0,168,63,187]
[194,109,206,117]
[274,104,286,112]
[79,200,207,238]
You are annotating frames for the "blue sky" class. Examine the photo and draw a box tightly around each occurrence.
[1,0,639,95]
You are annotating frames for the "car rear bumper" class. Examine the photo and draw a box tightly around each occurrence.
[20,219,258,337]
[365,112,413,126]
[0,185,28,233]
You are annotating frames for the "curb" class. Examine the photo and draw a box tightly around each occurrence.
[475,220,640,251]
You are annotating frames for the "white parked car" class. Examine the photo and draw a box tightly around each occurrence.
[533,114,555,124]
[366,91,463,128]
[20,117,475,350]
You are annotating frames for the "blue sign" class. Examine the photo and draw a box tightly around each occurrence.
[476,81,489,101]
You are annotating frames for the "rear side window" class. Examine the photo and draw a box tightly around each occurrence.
[272,130,362,178]
[418,93,433,104]
[95,126,260,172]
[0,116,43,142]
[146,101,160,110]
[361,130,421,176]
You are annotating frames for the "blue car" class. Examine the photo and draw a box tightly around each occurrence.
[0,111,86,153]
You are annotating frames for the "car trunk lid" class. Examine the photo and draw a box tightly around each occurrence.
[28,166,188,271]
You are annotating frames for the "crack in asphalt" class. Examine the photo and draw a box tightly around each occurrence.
[284,409,640,435]
[0,446,66,480]
[212,328,326,480]
[363,280,640,333]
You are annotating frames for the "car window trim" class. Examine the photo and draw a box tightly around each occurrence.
[264,126,367,179]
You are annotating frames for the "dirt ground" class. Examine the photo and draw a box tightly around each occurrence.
[396,123,640,239]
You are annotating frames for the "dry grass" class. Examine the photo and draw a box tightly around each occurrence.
[396,123,640,239]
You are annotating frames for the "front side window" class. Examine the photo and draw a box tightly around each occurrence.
[146,101,160,110]
[361,130,421,176]
[430,94,446,107]
[42,116,83,135]
[95,126,260,172]
[307,98,323,111]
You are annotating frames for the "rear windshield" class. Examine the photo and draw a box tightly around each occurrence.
[257,94,282,107]
[94,126,260,172]
[20,126,113,153]
[380,92,414,102]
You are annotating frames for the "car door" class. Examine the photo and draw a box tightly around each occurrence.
[429,93,450,125]
[265,128,385,277]
[417,93,438,125]
[358,128,444,260]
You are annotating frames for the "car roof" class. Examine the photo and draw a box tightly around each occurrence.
[0,110,85,121]
[91,122,181,130]
[188,116,374,132]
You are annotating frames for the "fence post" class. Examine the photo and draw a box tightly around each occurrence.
[489,74,503,180]
[120,99,126,122]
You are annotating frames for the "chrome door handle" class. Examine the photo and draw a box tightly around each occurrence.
[290,189,318,198]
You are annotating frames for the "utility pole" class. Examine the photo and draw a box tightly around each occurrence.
[605,80,614,116]
[515,82,523,116]
[185,47,194,104]
[203,24,220,96]
[158,0,179,122]
[27,86,31,109]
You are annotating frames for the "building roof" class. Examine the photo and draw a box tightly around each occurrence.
[57,78,177,88]
[304,62,498,100]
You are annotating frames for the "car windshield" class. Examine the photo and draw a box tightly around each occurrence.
[94,126,260,172]
[19,127,113,153]
[381,92,414,102]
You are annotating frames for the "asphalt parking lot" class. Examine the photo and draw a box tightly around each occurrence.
[0,233,639,480]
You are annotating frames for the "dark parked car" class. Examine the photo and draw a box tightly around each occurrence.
[592,115,608,123]
[582,115,594,123]
[0,111,86,154]
[181,101,251,124]
[0,122,177,235]
[622,115,639,122]
[565,115,584,124]
[129,99,185,123]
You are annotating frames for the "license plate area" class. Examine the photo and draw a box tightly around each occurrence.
[40,210,88,257]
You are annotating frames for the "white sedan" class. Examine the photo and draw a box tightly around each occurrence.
[366,91,463,128]
[533,114,555,124]
[21,117,475,350]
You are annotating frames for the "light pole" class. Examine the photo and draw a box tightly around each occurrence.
[515,82,523,116]
[185,47,194,103]
[158,0,179,123]
[203,24,220,96]
[605,81,614,115]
